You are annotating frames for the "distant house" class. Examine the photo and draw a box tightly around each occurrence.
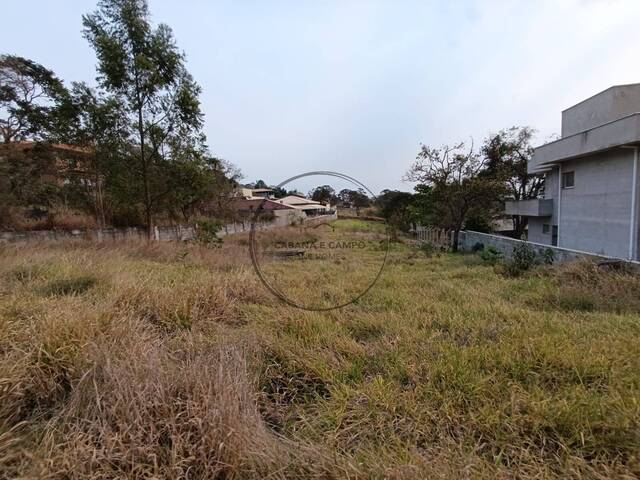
[0,141,105,225]
[275,195,332,216]
[506,84,640,260]
[229,197,293,213]
[0,141,93,185]
[234,186,274,199]
[228,188,333,225]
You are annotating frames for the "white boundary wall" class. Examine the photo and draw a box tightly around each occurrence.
[459,230,639,264]
[0,213,339,244]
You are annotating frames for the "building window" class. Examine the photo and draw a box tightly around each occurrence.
[542,224,550,234]
[561,171,575,189]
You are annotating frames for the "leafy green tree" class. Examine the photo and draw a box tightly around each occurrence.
[0,55,70,143]
[376,190,415,234]
[482,126,544,237]
[59,83,130,226]
[271,185,288,198]
[162,155,239,222]
[337,188,370,213]
[309,185,337,205]
[406,142,503,251]
[200,160,242,225]
[407,184,434,226]
[83,0,206,236]
[0,143,60,210]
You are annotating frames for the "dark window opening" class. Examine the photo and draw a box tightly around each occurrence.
[542,224,550,234]
[561,171,575,189]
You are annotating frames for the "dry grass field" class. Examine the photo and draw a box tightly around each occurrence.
[0,219,639,479]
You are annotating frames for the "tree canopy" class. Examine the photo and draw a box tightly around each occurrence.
[82,0,209,235]
[309,185,337,205]
[0,55,70,143]
[482,126,543,237]
[0,0,239,231]
[406,142,504,250]
[337,188,370,211]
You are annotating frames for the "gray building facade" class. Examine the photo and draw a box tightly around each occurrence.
[505,84,640,260]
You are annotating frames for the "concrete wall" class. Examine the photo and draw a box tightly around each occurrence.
[562,84,640,137]
[1,213,339,244]
[504,198,553,216]
[459,230,630,264]
[273,209,306,227]
[528,217,551,245]
[0,225,196,243]
[302,212,338,227]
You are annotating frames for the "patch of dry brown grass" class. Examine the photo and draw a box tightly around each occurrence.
[35,323,280,478]
[1,235,640,478]
[0,240,356,479]
[541,260,640,314]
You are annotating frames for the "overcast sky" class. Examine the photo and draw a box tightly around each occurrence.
[3,0,640,193]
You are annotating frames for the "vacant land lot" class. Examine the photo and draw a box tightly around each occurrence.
[0,221,639,478]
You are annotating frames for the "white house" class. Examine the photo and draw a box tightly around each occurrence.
[275,195,332,216]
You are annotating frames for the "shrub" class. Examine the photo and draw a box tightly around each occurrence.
[480,245,503,264]
[495,243,538,277]
[512,243,536,270]
[548,260,640,313]
[503,242,537,274]
[196,219,223,246]
[542,247,555,265]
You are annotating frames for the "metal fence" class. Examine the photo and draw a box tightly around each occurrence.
[414,226,454,250]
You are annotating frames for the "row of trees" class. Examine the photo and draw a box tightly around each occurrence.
[0,0,239,233]
[278,127,539,250]
[308,185,370,212]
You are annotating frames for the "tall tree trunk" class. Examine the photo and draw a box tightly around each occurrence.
[136,96,153,239]
[513,215,527,239]
[94,169,106,228]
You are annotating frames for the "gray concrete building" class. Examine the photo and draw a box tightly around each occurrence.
[505,84,640,260]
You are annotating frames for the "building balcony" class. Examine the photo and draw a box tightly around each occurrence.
[504,198,553,217]
[530,112,640,173]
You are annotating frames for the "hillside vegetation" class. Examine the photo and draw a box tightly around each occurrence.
[0,222,639,478]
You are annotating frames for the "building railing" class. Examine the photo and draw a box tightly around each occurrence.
[504,198,553,217]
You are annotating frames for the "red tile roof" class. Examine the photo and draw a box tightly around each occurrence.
[230,197,295,211]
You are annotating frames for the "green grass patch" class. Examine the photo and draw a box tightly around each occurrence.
[39,275,97,296]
